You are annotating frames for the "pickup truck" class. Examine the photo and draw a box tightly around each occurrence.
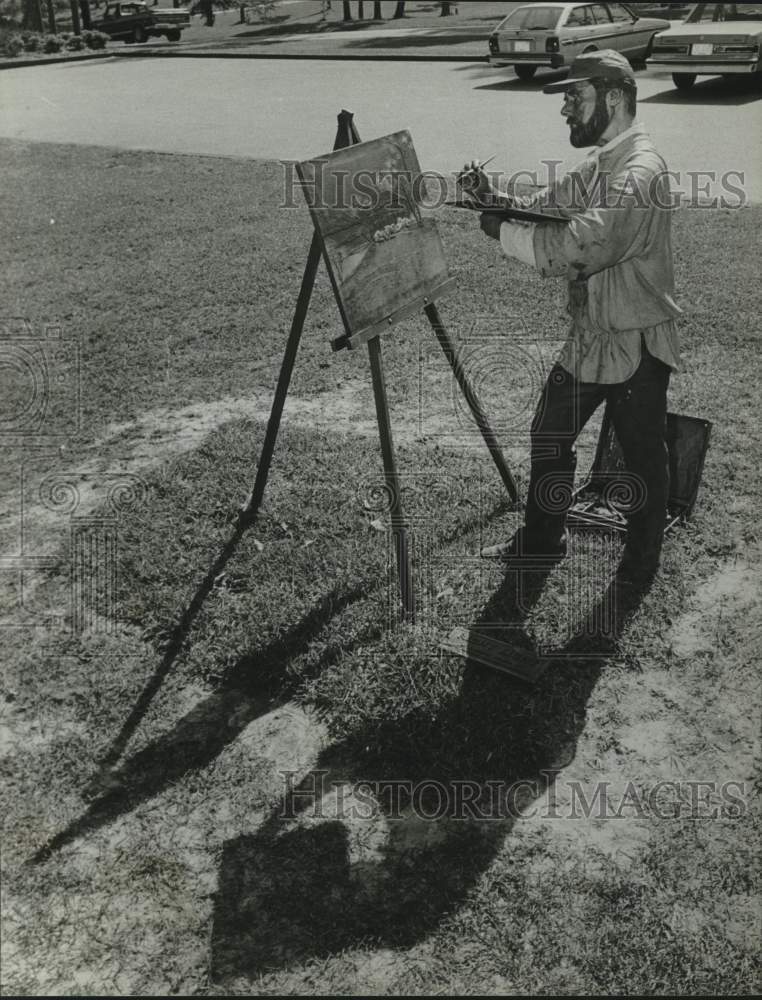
[93,1,190,43]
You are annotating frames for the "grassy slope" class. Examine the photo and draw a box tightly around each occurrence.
[1,139,760,995]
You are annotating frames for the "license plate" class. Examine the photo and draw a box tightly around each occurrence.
[514,40,531,52]
[691,43,714,56]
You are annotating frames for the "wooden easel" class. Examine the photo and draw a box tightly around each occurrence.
[239,110,518,622]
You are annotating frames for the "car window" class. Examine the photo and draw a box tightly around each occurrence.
[606,2,634,22]
[566,6,595,26]
[686,4,762,23]
[499,6,562,30]
[591,3,613,22]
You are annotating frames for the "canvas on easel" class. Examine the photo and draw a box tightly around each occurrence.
[296,130,454,350]
[240,111,518,624]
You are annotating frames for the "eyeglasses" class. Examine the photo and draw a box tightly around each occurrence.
[562,89,591,106]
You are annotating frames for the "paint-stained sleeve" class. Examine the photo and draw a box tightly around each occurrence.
[532,163,658,280]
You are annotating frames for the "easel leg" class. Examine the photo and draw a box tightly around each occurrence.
[240,109,361,530]
[239,233,322,528]
[424,301,519,506]
[368,335,415,623]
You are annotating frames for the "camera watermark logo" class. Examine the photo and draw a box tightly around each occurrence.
[1,469,146,634]
[0,318,80,444]
[355,466,626,656]
[417,317,557,447]
[356,467,501,631]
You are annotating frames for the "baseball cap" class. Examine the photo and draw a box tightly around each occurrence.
[543,49,636,93]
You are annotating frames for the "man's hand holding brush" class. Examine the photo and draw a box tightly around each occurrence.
[456,157,516,239]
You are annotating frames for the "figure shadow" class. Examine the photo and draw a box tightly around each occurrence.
[30,499,515,865]
[210,561,649,983]
[30,578,378,863]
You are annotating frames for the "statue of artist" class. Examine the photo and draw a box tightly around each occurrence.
[464,50,681,587]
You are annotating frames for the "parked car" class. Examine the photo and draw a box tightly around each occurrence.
[635,3,691,18]
[93,1,191,44]
[647,3,762,89]
[487,2,671,80]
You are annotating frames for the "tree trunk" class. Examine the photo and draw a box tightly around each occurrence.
[358,0,363,18]
[393,1,405,18]
[45,0,57,32]
[373,0,381,17]
[342,0,351,19]
[70,0,81,33]
[440,1,451,15]
[22,0,44,32]
[80,0,92,30]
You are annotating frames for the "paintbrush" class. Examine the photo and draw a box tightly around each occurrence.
[456,155,497,186]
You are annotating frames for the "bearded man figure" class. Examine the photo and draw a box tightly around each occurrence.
[465,50,682,588]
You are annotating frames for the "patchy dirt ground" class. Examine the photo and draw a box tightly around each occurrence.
[2,141,760,996]
[3,379,760,995]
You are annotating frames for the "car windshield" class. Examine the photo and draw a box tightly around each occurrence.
[686,3,762,22]
[499,6,561,30]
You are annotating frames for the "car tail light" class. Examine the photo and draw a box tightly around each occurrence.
[489,34,498,53]
[546,36,560,52]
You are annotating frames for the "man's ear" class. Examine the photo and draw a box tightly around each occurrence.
[605,87,623,112]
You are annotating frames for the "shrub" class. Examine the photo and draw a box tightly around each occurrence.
[42,33,62,52]
[83,29,109,49]
[4,31,24,56]
[65,33,84,50]
[22,32,41,51]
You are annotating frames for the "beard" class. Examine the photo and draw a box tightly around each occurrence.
[567,90,610,148]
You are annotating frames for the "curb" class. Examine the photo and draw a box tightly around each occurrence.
[0,51,115,70]
[113,47,486,63]
[1,44,488,70]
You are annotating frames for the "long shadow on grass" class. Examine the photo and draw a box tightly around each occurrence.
[209,571,648,981]
[30,497,516,865]
[30,577,380,864]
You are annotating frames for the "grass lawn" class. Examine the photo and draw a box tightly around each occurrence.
[0,137,760,995]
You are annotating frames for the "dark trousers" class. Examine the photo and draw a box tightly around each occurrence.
[525,345,671,566]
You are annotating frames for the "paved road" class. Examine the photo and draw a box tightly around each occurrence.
[1,56,761,201]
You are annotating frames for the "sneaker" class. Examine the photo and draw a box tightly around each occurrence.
[481,527,567,564]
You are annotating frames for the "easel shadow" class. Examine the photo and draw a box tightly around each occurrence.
[28,577,376,864]
[209,568,650,983]
[28,501,513,865]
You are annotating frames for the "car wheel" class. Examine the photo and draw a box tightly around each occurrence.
[133,25,147,43]
[582,45,598,53]
[166,29,181,41]
[514,65,537,81]
[672,72,696,90]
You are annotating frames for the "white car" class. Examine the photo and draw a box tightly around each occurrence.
[647,2,762,89]
[487,2,671,81]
